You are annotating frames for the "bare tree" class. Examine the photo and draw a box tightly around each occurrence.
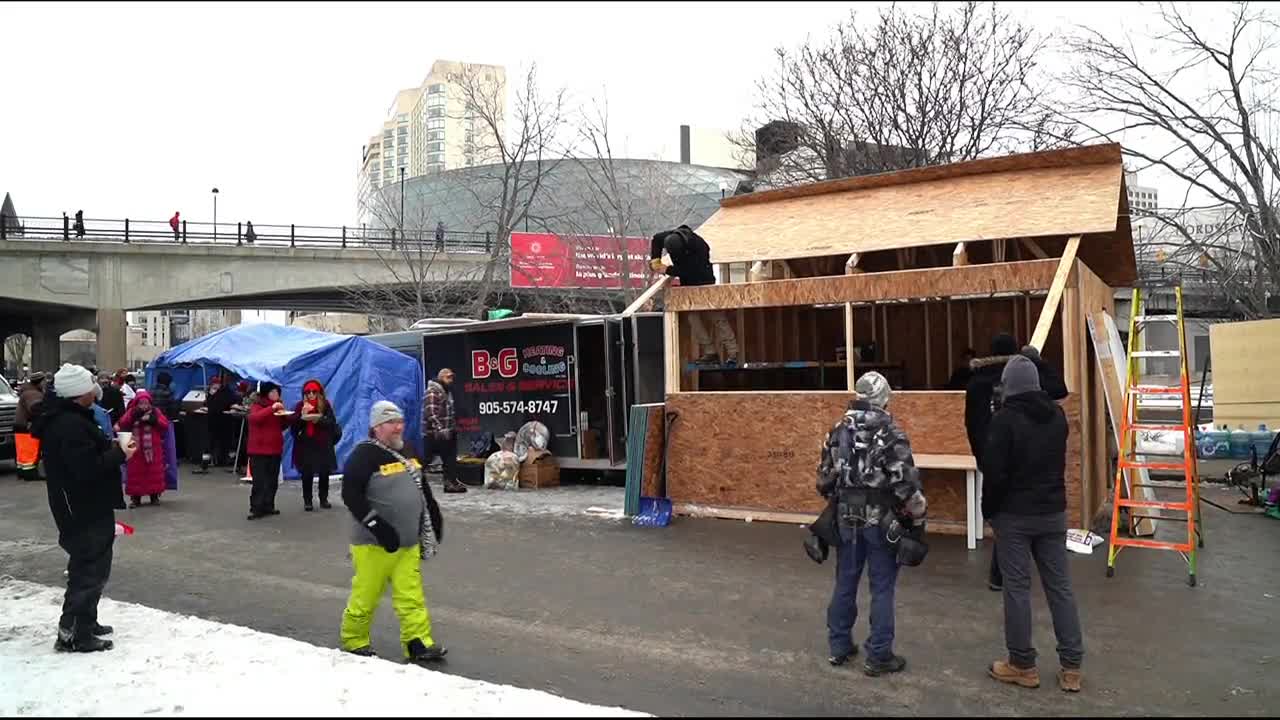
[346,179,490,329]
[738,1,1053,186]
[559,96,702,305]
[1052,1,1280,317]
[4,333,30,375]
[449,62,569,315]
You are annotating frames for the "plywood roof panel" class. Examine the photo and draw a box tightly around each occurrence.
[698,144,1136,286]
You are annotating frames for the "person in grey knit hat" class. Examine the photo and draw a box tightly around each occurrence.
[338,399,447,665]
[982,354,1084,692]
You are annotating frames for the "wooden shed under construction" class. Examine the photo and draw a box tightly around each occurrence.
[658,143,1136,542]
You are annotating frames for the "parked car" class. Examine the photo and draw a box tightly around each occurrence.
[0,374,18,464]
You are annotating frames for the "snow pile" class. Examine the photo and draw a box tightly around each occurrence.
[0,578,645,717]
[429,483,627,522]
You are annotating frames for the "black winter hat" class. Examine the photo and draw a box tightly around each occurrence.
[258,381,280,397]
[990,332,1019,356]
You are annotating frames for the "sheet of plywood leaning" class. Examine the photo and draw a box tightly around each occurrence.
[1087,311,1156,536]
[1210,318,1280,430]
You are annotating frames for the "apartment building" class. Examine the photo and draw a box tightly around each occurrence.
[360,60,506,197]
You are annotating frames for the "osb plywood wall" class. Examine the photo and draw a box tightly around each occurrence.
[1210,318,1280,429]
[665,391,1085,529]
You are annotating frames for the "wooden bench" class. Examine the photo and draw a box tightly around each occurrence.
[673,452,986,551]
[914,453,983,550]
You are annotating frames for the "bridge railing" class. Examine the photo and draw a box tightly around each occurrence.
[0,212,494,254]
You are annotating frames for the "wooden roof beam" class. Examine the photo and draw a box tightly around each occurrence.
[1019,237,1049,259]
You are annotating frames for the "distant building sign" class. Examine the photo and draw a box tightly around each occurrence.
[509,231,652,289]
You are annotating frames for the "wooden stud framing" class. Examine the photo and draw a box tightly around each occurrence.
[993,238,1007,263]
[953,241,969,266]
[882,305,890,362]
[748,260,767,283]
[844,252,859,389]
[967,302,974,349]
[1019,237,1049,259]
[946,300,954,374]
[736,309,747,363]
[924,302,933,387]
[664,311,681,394]
[667,259,1062,312]
[1029,235,1082,351]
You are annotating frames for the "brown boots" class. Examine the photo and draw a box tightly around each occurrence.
[989,659,1082,692]
[989,659,1040,688]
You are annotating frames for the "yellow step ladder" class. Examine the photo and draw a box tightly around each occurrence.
[1106,284,1204,586]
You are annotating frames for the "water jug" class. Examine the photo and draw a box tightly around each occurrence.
[1253,424,1275,463]
[1199,427,1228,459]
[1230,425,1253,459]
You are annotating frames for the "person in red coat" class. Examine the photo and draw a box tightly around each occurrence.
[246,382,290,520]
[291,379,340,512]
[117,390,171,507]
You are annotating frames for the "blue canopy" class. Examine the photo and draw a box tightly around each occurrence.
[146,323,424,478]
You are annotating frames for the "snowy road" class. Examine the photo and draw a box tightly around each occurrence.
[0,578,644,717]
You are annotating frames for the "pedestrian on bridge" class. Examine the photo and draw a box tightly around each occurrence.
[435,221,445,251]
[244,221,257,245]
[169,211,180,242]
[73,210,85,238]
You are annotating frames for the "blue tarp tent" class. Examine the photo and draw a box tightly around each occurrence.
[146,323,424,479]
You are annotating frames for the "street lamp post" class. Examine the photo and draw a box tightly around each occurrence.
[399,166,406,241]
[211,187,220,242]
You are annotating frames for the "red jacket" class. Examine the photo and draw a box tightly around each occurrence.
[247,398,289,456]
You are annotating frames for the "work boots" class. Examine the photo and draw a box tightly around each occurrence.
[443,479,468,494]
[989,659,1040,688]
[55,623,114,653]
[1058,668,1083,692]
[406,638,448,665]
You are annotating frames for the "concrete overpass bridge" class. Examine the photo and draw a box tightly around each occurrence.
[0,212,502,370]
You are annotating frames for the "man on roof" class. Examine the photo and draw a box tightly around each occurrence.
[650,225,739,366]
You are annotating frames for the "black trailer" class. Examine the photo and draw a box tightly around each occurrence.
[407,313,665,471]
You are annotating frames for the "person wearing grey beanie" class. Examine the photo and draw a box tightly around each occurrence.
[964,333,1068,592]
[30,363,138,653]
[982,353,1084,692]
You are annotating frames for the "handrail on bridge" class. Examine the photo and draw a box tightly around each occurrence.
[0,212,493,254]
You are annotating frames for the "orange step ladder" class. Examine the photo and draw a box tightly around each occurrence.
[1106,284,1204,586]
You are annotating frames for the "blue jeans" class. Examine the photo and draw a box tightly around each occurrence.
[827,524,900,661]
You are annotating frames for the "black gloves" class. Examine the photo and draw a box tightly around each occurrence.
[364,515,400,553]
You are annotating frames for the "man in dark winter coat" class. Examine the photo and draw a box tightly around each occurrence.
[340,401,446,664]
[203,376,240,467]
[33,363,137,653]
[982,355,1084,693]
[817,372,928,677]
[965,332,1068,590]
[650,225,738,364]
[98,372,125,422]
[424,368,466,494]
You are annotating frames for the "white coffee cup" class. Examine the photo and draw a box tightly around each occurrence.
[116,431,133,448]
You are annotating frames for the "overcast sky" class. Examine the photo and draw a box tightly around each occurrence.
[0,1,1226,233]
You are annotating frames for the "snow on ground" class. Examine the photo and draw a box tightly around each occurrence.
[425,482,628,521]
[0,578,645,717]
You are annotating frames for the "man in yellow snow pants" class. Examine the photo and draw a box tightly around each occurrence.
[339,401,446,663]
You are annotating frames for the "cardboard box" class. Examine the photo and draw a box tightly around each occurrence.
[519,455,560,489]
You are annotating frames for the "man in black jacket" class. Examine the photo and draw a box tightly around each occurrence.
[32,363,137,653]
[98,372,125,421]
[965,332,1068,590]
[650,225,738,364]
[982,355,1084,693]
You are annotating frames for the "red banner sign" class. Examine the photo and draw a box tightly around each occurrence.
[510,232,652,289]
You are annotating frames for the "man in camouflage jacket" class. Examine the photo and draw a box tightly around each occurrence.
[816,371,927,677]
